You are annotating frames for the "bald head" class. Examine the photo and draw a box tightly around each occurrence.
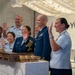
[15,15,23,20]
[36,14,48,28]
[15,15,23,27]
[39,14,48,22]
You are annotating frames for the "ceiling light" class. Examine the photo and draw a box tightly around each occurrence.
[10,0,73,16]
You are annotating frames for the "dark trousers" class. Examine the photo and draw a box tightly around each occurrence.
[50,68,72,75]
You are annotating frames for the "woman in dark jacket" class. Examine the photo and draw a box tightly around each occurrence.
[13,25,35,53]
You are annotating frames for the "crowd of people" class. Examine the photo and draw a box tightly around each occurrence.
[0,14,72,75]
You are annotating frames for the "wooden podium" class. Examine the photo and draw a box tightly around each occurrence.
[0,50,40,62]
[0,50,49,75]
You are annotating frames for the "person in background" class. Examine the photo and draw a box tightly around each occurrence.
[0,26,3,39]
[0,26,5,49]
[34,14,51,61]
[13,25,35,53]
[2,15,23,38]
[35,25,40,38]
[48,18,72,75]
[3,32,15,52]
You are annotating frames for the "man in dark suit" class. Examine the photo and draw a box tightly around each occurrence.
[34,14,51,61]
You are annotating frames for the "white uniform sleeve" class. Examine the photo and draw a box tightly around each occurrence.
[56,35,70,49]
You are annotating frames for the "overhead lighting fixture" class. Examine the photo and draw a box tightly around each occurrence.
[23,2,55,16]
[44,0,72,13]
[10,0,23,7]
[10,0,37,7]
[10,0,73,16]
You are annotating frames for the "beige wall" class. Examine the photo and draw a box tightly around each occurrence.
[0,0,35,36]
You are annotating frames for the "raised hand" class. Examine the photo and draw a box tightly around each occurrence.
[2,23,8,31]
[1,39,5,47]
[0,39,5,49]
[48,22,53,34]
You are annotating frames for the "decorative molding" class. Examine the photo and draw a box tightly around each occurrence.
[10,0,75,16]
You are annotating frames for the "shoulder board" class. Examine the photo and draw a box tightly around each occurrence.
[10,26,14,28]
[5,43,8,45]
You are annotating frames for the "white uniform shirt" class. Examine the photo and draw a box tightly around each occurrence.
[50,30,72,69]
[4,41,14,52]
[8,25,23,38]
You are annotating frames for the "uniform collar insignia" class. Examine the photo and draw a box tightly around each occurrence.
[39,33,43,37]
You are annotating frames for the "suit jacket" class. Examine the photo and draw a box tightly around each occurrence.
[34,26,51,61]
[13,36,35,53]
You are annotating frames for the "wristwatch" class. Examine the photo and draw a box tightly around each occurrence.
[49,36,54,38]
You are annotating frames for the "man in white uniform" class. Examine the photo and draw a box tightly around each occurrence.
[2,15,23,38]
